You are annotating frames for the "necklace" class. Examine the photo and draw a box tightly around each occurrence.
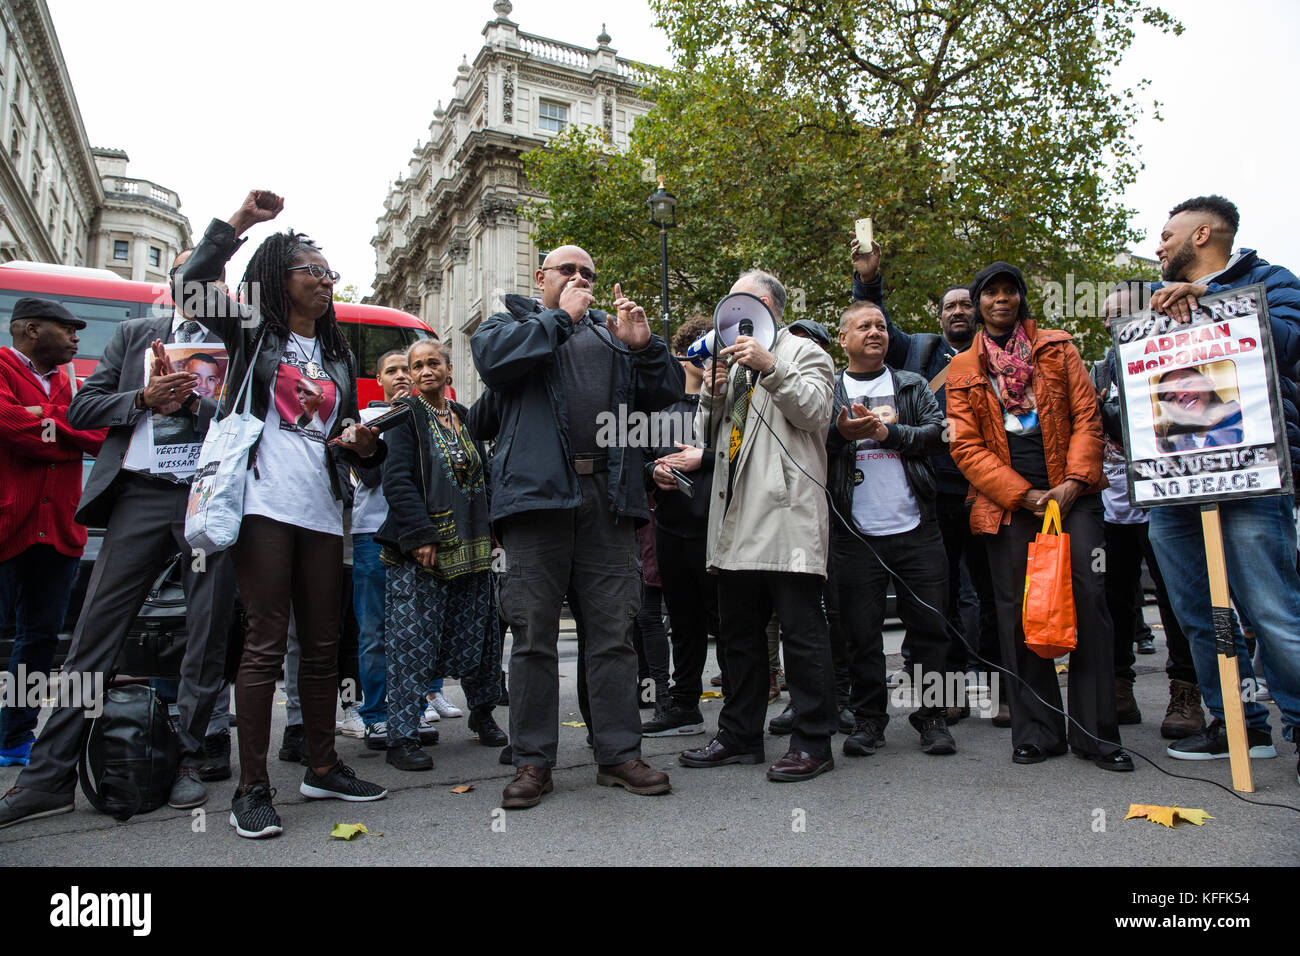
[289,331,322,379]
[418,394,471,482]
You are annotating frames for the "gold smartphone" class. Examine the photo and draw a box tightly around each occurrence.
[854,217,874,249]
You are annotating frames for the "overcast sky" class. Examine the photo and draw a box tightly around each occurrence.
[48,0,1300,298]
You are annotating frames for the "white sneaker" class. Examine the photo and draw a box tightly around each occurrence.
[429,692,463,718]
[336,704,365,738]
[364,721,388,751]
[419,715,438,733]
[422,700,441,723]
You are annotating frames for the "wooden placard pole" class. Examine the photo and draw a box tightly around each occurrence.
[1199,503,1254,793]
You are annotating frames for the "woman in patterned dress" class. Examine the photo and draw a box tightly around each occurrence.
[375,339,505,770]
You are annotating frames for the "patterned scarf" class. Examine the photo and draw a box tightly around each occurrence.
[979,323,1035,415]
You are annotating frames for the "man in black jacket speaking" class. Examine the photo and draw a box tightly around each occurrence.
[471,245,684,809]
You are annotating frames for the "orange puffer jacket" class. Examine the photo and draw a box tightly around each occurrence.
[945,320,1106,535]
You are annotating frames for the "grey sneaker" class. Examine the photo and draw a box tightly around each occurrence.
[300,761,388,802]
[168,763,208,809]
[0,786,74,830]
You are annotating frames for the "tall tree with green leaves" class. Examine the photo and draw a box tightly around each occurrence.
[525,0,1179,358]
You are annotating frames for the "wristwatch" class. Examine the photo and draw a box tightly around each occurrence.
[183,392,201,413]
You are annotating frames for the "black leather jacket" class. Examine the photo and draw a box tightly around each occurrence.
[826,367,945,529]
[176,218,383,505]
[469,293,684,524]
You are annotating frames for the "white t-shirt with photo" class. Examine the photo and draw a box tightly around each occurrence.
[243,336,343,536]
[844,369,921,537]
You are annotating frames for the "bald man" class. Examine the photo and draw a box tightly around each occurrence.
[471,244,684,809]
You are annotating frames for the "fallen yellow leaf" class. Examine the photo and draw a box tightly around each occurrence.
[700,691,723,699]
[561,720,586,728]
[450,784,474,794]
[331,823,382,840]
[1055,663,1069,674]
[1124,804,1214,828]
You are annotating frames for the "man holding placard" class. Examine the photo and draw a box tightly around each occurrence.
[1136,196,1300,779]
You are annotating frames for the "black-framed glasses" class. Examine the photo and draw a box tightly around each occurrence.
[542,263,596,283]
[287,264,340,282]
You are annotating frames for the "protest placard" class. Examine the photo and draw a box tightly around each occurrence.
[1111,283,1292,508]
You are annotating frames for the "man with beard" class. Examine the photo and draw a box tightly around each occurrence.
[1146,195,1300,779]
[850,240,1002,724]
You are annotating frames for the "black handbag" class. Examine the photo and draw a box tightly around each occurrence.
[78,682,180,820]
[114,556,187,680]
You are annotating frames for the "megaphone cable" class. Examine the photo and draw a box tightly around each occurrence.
[742,394,1300,815]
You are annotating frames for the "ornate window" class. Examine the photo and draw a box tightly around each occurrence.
[538,99,568,133]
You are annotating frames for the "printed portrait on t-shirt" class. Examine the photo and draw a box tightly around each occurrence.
[274,359,336,443]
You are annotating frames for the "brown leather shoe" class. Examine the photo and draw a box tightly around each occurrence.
[1116,677,1141,724]
[767,669,781,703]
[501,765,552,809]
[596,758,671,795]
[766,749,834,782]
[1161,679,1206,739]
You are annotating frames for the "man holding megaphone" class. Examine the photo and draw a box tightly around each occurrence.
[679,270,839,782]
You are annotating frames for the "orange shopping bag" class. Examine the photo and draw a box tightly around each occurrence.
[1022,498,1077,659]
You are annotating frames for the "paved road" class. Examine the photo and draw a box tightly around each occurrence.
[2,616,1296,867]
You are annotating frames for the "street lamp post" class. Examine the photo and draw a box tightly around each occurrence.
[646,177,677,344]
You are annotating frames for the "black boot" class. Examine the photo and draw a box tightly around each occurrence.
[469,706,508,747]
[277,724,308,765]
[199,730,232,781]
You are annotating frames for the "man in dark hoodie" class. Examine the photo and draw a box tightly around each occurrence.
[1145,196,1300,775]
[470,245,684,808]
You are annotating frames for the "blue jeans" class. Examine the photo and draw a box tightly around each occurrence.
[352,534,388,724]
[1148,495,1300,741]
[0,545,80,749]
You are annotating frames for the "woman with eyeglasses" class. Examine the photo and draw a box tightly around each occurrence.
[178,190,388,838]
[945,262,1133,773]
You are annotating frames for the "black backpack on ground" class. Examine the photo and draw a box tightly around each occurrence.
[78,682,179,821]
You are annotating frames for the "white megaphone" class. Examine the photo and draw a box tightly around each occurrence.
[713,292,778,389]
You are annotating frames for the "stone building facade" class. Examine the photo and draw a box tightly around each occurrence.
[368,0,652,402]
[0,0,100,265]
[89,148,190,282]
[0,0,189,276]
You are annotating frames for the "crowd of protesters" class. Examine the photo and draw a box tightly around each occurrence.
[1,190,1297,838]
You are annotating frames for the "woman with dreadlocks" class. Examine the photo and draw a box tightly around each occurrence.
[178,190,388,838]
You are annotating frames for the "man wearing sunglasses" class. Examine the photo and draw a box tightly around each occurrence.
[471,245,684,809]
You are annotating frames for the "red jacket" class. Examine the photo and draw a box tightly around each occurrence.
[0,348,107,561]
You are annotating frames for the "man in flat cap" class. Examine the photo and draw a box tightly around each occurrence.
[0,298,106,767]
[0,255,242,829]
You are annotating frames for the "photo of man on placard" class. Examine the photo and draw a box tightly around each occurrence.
[1151,361,1244,453]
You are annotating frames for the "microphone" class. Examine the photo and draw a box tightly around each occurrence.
[738,318,755,389]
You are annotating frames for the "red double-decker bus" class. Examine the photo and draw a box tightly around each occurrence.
[0,261,435,405]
